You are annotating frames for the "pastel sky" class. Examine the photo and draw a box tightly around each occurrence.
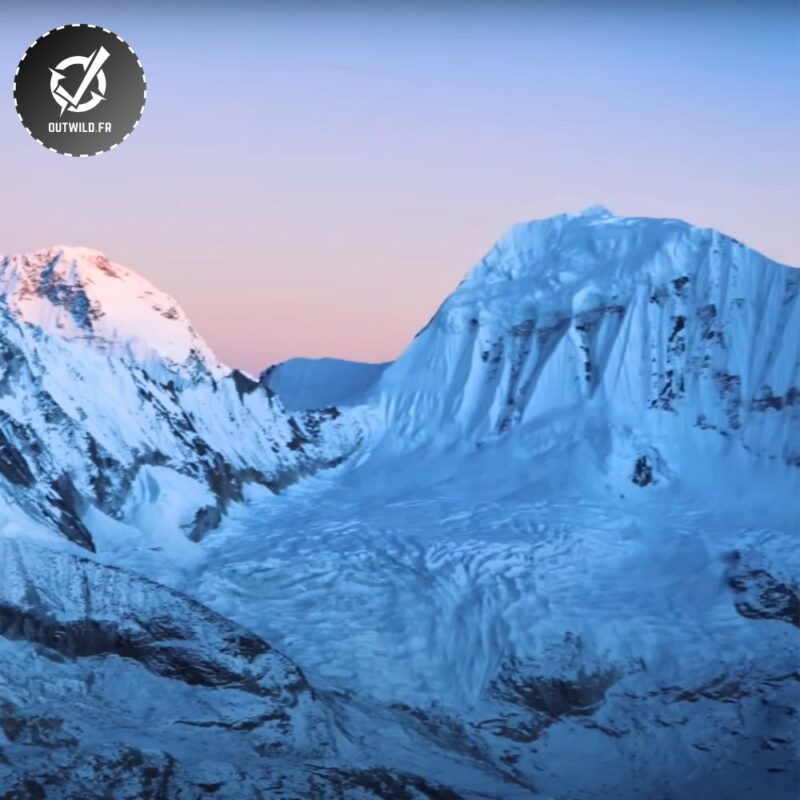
[1,1,798,372]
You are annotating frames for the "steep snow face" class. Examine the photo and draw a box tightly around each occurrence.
[0,248,361,551]
[0,247,221,379]
[262,358,390,410]
[372,208,799,468]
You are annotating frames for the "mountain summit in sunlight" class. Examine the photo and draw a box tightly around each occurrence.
[0,246,222,377]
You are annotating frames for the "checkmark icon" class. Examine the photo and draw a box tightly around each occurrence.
[49,46,110,115]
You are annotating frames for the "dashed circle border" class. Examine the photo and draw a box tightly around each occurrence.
[12,23,147,158]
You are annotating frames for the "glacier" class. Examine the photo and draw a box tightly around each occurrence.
[0,209,797,799]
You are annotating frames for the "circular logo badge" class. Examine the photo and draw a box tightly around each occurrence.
[13,25,146,157]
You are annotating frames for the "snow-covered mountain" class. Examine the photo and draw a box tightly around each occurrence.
[0,213,797,799]
[369,207,798,465]
[0,246,359,552]
[0,246,222,378]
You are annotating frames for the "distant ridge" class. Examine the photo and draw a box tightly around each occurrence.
[262,357,390,410]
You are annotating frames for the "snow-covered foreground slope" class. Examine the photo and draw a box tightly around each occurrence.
[1,212,798,798]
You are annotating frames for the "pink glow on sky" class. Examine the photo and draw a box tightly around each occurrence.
[1,3,798,372]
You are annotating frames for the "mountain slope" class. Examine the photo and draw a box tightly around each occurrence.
[0,246,221,379]
[369,208,799,472]
[0,247,360,551]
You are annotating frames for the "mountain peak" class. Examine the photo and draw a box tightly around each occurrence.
[375,211,798,461]
[461,211,764,296]
[577,204,615,219]
[0,246,222,378]
[50,244,112,260]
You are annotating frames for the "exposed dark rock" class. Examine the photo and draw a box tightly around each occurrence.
[697,303,721,343]
[86,433,121,508]
[672,275,690,296]
[48,748,178,800]
[728,569,800,627]
[651,368,685,412]
[176,709,291,733]
[668,314,686,343]
[1,778,46,800]
[752,385,799,413]
[475,715,548,743]
[186,504,223,542]
[300,407,341,439]
[93,254,119,278]
[0,702,77,748]
[387,703,487,762]
[491,659,618,718]
[231,369,261,400]
[0,428,34,487]
[195,784,224,795]
[49,475,95,551]
[632,456,654,487]
[649,285,669,306]
[286,417,311,451]
[304,765,464,800]
[714,371,742,430]
[0,543,314,702]
[0,597,288,695]
[0,603,249,689]
[695,414,717,431]
[672,676,751,704]
[511,319,535,338]
[38,257,100,332]
[204,454,246,507]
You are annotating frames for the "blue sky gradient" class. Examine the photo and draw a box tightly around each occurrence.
[1,2,798,369]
